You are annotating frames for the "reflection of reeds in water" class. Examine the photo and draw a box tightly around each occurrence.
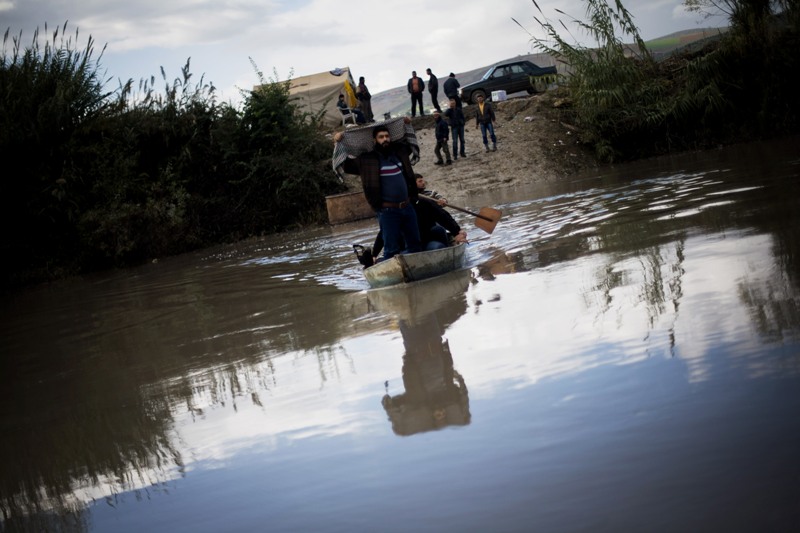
[0,379,179,531]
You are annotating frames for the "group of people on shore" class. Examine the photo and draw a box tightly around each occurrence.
[432,93,497,166]
[340,69,499,162]
[410,69,498,163]
[407,69,463,115]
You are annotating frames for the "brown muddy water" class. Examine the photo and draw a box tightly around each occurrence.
[2,138,800,532]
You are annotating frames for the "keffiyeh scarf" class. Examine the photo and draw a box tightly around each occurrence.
[331,118,419,180]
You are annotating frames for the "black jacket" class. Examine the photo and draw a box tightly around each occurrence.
[443,77,460,98]
[415,197,461,241]
[475,101,496,125]
[428,74,439,93]
[444,106,465,127]
[435,117,449,141]
[407,76,425,94]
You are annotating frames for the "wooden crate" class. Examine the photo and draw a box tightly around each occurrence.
[325,191,374,224]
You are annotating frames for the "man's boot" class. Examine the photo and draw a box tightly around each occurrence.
[492,142,497,152]
[353,245,374,268]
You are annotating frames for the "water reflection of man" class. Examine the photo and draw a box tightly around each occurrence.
[382,309,471,436]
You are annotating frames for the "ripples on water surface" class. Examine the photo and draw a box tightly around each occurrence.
[2,138,800,532]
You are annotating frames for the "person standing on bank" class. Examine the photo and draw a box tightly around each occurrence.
[426,68,442,112]
[432,110,452,166]
[356,76,374,122]
[474,94,497,152]
[334,124,422,260]
[443,72,462,109]
[407,71,426,118]
[444,98,467,159]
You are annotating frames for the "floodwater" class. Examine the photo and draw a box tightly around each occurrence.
[2,137,800,532]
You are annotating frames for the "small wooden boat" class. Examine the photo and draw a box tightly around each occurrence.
[363,243,467,289]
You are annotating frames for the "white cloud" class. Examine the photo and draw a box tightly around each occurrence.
[4,0,705,103]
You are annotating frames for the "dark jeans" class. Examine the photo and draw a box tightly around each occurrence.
[451,125,466,156]
[410,92,424,117]
[354,109,367,124]
[423,224,449,250]
[377,204,421,259]
[429,89,442,111]
[479,122,497,145]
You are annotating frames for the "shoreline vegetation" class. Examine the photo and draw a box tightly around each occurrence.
[2,1,798,290]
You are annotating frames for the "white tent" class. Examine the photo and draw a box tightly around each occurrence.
[287,67,358,129]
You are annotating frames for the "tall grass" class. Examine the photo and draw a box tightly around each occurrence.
[1,23,111,282]
[520,0,799,161]
[1,24,343,288]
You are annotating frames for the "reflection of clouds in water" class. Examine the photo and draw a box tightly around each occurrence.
[175,343,391,461]
[133,229,798,491]
[451,231,800,396]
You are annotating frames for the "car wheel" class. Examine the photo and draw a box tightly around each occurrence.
[471,90,485,105]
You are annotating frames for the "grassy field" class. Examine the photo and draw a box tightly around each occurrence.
[645,27,728,53]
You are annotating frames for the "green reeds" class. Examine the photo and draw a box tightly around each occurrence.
[516,0,799,162]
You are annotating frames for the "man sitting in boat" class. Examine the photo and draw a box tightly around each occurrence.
[415,195,467,251]
[415,174,447,206]
[355,193,466,267]
[334,123,422,262]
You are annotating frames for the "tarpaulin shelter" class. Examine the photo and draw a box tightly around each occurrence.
[287,67,358,129]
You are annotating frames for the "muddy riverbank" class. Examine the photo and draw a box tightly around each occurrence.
[337,89,602,202]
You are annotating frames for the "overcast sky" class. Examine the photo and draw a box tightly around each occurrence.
[3,0,719,106]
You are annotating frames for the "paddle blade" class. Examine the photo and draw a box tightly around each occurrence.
[475,207,502,234]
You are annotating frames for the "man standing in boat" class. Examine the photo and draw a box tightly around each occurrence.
[334,124,422,262]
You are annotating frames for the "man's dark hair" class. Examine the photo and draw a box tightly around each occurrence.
[372,125,390,139]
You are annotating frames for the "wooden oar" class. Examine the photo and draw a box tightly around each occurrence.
[419,195,502,234]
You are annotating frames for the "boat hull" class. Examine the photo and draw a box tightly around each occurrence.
[363,243,467,289]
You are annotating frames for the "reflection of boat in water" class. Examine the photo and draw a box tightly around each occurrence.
[367,269,471,322]
[369,271,472,436]
[363,243,467,289]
